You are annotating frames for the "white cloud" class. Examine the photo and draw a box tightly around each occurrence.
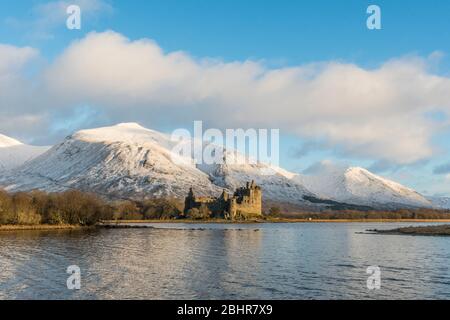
[0,45,44,143]
[0,44,38,74]
[2,31,450,163]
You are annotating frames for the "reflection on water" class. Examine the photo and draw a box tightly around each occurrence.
[0,223,450,299]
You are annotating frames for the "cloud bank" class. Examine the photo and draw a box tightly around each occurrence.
[434,162,450,175]
[1,31,450,164]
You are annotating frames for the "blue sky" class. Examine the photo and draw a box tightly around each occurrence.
[1,0,450,195]
[3,0,450,66]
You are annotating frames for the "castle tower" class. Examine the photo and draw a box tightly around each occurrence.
[229,198,237,219]
[221,189,229,201]
[184,187,195,214]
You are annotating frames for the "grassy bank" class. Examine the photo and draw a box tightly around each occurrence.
[3,219,450,232]
[0,224,89,232]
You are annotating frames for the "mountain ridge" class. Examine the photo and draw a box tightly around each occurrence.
[0,124,443,210]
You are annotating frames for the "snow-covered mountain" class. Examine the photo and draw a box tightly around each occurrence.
[0,123,220,199]
[0,134,50,171]
[427,196,450,209]
[0,123,316,208]
[0,123,436,210]
[297,166,432,209]
[196,153,315,208]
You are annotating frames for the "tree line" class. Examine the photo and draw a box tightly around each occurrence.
[268,207,450,220]
[0,189,112,225]
[1,188,449,226]
[0,189,183,226]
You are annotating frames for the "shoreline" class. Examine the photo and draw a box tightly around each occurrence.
[0,224,88,232]
[102,218,450,224]
[2,219,450,232]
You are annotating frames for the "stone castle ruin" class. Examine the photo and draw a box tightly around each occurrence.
[184,181,262,220]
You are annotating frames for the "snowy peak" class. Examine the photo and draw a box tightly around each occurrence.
[0,124,221,199]
[345,167,371,177]
[0,134,23,148]
[116,122,146,129]
[72,123,175,149]
[0,134,50,171]
[73,122,153,142]
[344,167,417,194]
[300,165,432,208]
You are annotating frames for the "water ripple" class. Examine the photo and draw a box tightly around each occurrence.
[1,222,450,299]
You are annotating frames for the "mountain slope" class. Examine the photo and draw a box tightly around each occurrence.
[0,134,50,171]
[0,134,22,147]
[1,123,222,199]
[298,166,432,208]
[196,143,318,206]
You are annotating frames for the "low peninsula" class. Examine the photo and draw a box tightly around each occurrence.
[371,224,450,236]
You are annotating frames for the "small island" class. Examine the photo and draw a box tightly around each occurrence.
[371,225,450,236]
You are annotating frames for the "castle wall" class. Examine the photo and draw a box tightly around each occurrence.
[184,182,262,220]
[231,188,262,219]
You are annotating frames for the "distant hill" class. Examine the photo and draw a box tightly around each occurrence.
[427,196,450,209]
[0,134,50,172]
[297,165,432,209]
